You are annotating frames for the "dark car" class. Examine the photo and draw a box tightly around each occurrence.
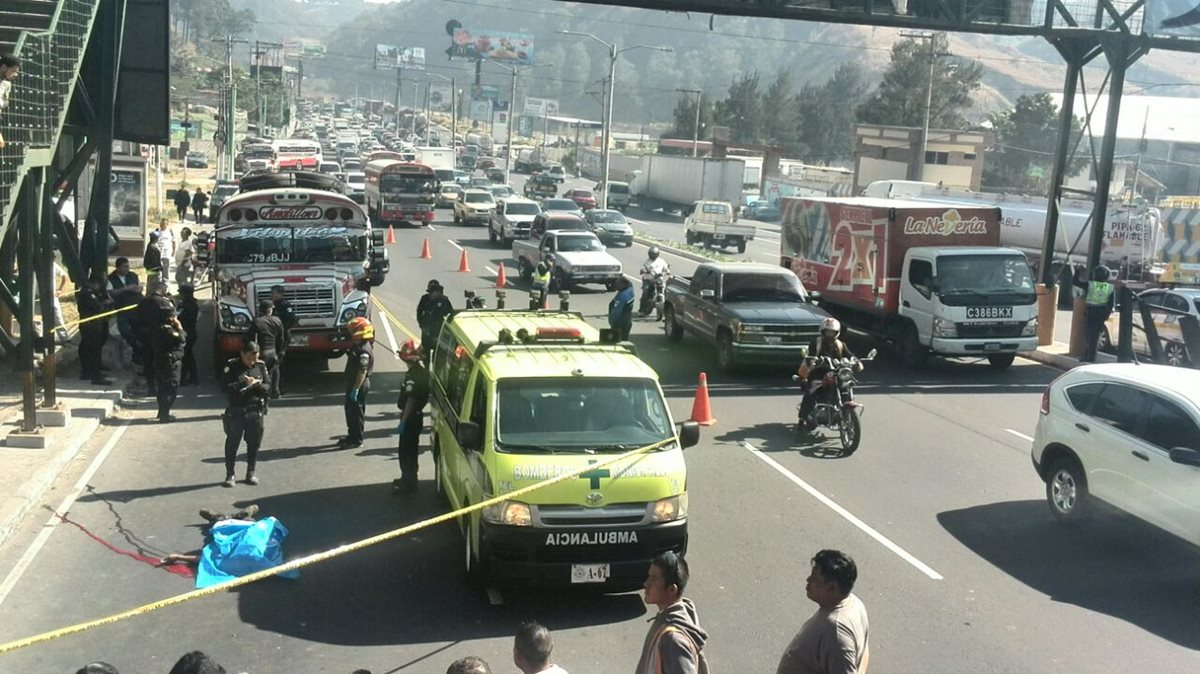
[523,174,558,200]
[208,182,240,222]
[487,167,506,183]
[585,209,633,247]
[530,212,589,239]
[564,188,597,211]
[185,151,209,169]
[540,198,584,218]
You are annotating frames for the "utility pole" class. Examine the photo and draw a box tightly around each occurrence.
[901,31,944,182]
[677,88,702,157]
[212,34,248,181]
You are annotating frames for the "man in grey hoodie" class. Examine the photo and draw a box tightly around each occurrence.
[634,551,709,674]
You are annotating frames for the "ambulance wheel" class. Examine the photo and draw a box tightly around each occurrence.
[464,515,491,589]
[432,438,448,505]
[737,240,747,254]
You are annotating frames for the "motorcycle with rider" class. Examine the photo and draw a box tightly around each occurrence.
[795,317,874,453]
[639,246,670,320]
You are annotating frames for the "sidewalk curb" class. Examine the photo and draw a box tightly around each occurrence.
[1019,348,1081,371]
[0,379,130,550]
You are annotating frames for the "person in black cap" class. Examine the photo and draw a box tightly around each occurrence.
[152,313,186,422]
[177,284,200,386]
[416,279,453,351]
[248,300,285,398]
[77,277,114,386]
[270,285,297,396]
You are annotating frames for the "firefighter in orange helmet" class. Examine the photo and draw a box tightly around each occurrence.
[339,317,375,448]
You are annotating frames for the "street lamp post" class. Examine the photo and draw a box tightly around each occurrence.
[558,31,672,209]
[489,61,553,185]
[425,72,454,147]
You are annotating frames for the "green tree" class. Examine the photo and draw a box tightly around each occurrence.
[666,92,712,145]
[714,72,764,144]
[796,62,867,163]
[855,34,983,130]
[982,93,1086,192]
[763,72,800,153]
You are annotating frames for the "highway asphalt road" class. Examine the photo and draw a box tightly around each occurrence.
[0,186,1197,673]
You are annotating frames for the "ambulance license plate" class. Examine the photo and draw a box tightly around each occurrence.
[289,334,309,347]
[571,564,610,583]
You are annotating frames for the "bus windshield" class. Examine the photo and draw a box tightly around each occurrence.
[496,378,674,452]
[381,173,436,195]
[217,225,367,264]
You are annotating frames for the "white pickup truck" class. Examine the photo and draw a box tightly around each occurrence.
[488,197,542,247]
[684,200,756,253]
[513,230,624,291]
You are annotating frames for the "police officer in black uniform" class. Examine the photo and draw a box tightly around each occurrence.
[177,284,200,386]
[248,300,286,399]
[416,279,454,351]
[339,317,374,449]
[136,280,174,394]
[270,285,297,395]
[394,339,430,495]
[221,340,271,487]
[77,278,114,385]
[152,314,186,423]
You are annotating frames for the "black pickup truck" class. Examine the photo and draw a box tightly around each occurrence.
[662,262,831,370]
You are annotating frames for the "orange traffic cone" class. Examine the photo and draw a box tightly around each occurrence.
[689,372,716,426]
[420,238,432,259]
[386,225,396,244]
[458,249,471,273]
[495,262,508,288]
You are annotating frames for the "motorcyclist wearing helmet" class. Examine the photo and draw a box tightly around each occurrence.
[639,246,670,316]
[797,317,860,431]
[1072,264,1115,362]
[339,316,375,448]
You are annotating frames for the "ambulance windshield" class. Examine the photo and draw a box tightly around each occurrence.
[496,378,674,452]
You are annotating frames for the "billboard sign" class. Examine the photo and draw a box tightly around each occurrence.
[470,83,500,102]
[375,44,426,70]
[1145,0,1200,35]
[469,98,493,122]
[445,20,535,64]
[524,97,559,117]
[109,167,146,242]
[285,39,326,59]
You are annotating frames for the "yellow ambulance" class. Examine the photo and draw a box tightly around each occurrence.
[428,309,700,589]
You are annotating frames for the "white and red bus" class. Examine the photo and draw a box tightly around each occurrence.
[363,159,439,227]
[208,186,389,361]
[272,139,323,171]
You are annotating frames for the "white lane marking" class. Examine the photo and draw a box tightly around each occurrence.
[741,441,944,581]
[1006,429,1034,442]
[0,420,132,607]
[447,239,463,252]
[379,304,400,359]
[427,224,437,231]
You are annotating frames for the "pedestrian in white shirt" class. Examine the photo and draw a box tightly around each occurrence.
[155,218,174,284]
[514,621,570,674]
[0,54,19,150]
[175,226,194,287]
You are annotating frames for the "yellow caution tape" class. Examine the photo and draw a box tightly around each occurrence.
[370,294,418,341]
[61,304,136,330]
[0,440,670,655]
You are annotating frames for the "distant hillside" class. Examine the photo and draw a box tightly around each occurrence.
[244,0,1200,125]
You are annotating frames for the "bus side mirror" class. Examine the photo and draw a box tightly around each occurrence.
[678,421,700,449]
[370,229,386,246]
[456,421,483,451]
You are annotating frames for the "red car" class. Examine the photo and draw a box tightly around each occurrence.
[565,188,597,210]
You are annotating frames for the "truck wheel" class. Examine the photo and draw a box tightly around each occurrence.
[518,259,531,282]
[737,240,747,254]
[900,324,928,369]
[717,331,736,371]
[987,353,1016,369]
[663,306,684,343]
[685,231,696,245]
[556,270,572,291]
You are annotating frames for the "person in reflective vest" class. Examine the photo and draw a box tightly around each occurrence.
[531,261,552,309]
[1074,264,1115,363]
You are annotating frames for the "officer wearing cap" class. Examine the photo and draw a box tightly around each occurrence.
[270,285,297,395]
[221,340,270,487]
[248,300,286,398]
[394,339,430,495]
[416,279,454,350]
[177,284,200,386]
[1074,264,1115,362]
[340,316,374,448]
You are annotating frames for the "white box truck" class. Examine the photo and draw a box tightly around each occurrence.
[628,155,744,214]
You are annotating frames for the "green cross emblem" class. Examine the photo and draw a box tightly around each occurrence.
[580,460,611,489]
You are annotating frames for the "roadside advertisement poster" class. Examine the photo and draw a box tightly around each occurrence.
[1145,0,1200,35]
[284,39,326,59]
[445,20,535,64]
[468,98,493,122]
[523,97,559,117]
[375,45,425,70]
[471,83,500,102]
[109,167,146,242]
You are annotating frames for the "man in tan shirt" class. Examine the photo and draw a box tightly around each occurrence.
[776,549,870,674]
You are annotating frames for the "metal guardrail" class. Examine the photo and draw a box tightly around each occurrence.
[0,0,101,235]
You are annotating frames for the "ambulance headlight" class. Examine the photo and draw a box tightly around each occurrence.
[651,494,688,522]
[482,500,532,526]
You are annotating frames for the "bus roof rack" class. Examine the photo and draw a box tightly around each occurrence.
[239,170,346,195]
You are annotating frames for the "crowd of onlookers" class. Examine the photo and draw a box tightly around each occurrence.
[64,549,871,674]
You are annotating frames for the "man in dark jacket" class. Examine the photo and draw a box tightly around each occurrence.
[416,279,453,351]
[608,276,635,341]
[77,278,114,385]
[270,285,297,396]
[173,188,191,222]
[136,280,174,393]
[394,339,429,495]
[107,257,143,362]
[248,300,285,399]
[152,314,186,422]
[177,284,200,385]
[190,188,209,223]
[221,340,271,487]
[635,551,709,674]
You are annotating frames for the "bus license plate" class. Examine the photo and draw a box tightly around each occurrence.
[764,336,782,344]
[289,334,309,347]
[571,564,610,584]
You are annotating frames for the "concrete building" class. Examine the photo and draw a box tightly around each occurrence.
[853,124,990,193]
